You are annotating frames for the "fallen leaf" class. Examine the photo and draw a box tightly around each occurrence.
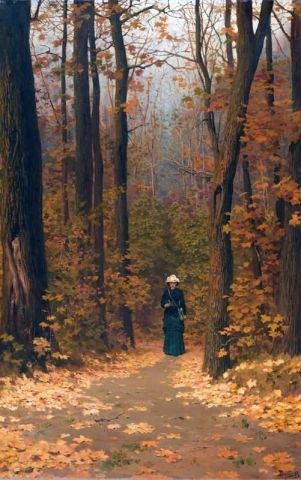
[107,424,121,430]
[73,435,93,444]
[217,448,238,459]
[253,446,266,453]
[155,449,174,457]
[123,422,155,434]
[205,471,240,478]
[135,466,157,475]
[234,434,253,443]
[140,440,159,448]
[166,433,182,439]
[165,453,182,463]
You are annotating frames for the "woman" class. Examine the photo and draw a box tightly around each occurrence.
[160,274,186,356]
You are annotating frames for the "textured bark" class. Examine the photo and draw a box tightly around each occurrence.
[225,0,234,69]
[89,1,108,341]
[0,1,51,352]
[266,20,285,227]
[279,3,301,356]
[242,158,263,281]
[109,0,134,346]
[73,0,93,219]
[203,0,273,378]
[61,0,69,225]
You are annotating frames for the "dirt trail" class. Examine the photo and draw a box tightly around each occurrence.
[0,343,300,479]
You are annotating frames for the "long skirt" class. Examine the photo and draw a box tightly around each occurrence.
[163,314,185,356]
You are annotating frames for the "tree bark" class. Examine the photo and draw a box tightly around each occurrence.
[279,2,301,356]
[73,0,93,220]
[89,0,108,344]
[266,20,285,227]
[109,0,134,347]
[0,1,51,353]
[61,0,69,225]
[225,0,234,69]
[203,0,273,378]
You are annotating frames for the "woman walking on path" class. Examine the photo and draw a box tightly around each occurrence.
[161,274,186,356]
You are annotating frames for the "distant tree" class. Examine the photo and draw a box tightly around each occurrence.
[0,0,52,355]
[73,0,93,220]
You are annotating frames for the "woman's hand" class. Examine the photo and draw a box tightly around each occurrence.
[164,303,171,308]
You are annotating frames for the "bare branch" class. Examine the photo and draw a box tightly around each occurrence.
[31,0,46,21]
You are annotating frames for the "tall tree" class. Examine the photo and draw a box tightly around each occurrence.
[0,0,50,353]
[89,0,108,342]
[203,0,273,378]
[73,0,93,220]
[279,1,301,356]
[61,0,69,225]
[108,0,134,346]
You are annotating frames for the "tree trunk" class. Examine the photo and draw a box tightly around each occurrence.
[242,157,263,281]
[266,20,285,227]
[109,0,134,347]
[89,0,108,346]
[225,0,234,69]
[61,0,69,225]
[203,0,273,378]
[73,0,93,220]
[0,1,51,354]
[279,3,301,356]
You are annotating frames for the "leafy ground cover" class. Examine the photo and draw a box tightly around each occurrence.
[0,341,300,479]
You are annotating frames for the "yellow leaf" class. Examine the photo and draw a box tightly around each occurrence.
[140,440,158,448]
[253,446,267,453]
[217,448,238,459]
[155,449,174,457]
[234,434,253,443]
[73,435,93,444]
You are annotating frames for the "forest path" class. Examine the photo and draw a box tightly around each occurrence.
[0,342,300,479]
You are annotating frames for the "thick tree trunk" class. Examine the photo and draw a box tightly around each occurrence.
[89,1,108,345]
[0,1,51,353]
[109,0,134,347]
[61,0,69,225]
[73,0,93,220]
[203,0,273,378]
[279,3,301,356]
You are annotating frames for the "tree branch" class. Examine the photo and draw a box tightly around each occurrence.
[31,0,45,22]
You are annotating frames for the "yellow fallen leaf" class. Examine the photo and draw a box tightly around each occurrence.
[135,466,157,475]
[217,448,238,459]
[107,424,121,430]
[140,440,159,448]
[155,449,174,457]
[259,468,268,473]
[165,453,182,463]
[234,434,253,442]
[205,471,240,478]
[73,435,93,444]
[166,433,182,439]
[253,446,266,453]
[123,422,155,434]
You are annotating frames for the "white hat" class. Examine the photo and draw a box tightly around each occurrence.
[166,274,180,283]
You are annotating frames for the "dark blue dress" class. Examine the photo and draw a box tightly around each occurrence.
[161,287,186,356]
